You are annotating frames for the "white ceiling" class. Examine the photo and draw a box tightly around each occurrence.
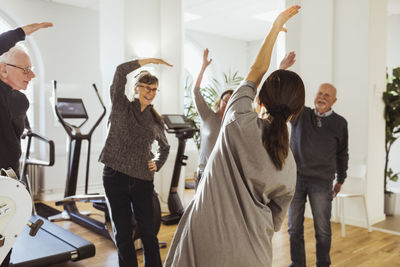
[184,0,282,41]
[49,0,99,10]
[48,0,400,42]
[388,0,400,15]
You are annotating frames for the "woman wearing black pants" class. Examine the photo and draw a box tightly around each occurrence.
[99,58,171,267]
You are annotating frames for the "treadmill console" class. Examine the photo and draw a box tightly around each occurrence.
[56,98,88,119]
[163,114,196,130]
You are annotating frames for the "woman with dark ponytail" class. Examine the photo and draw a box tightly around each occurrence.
[165,6,304,267]
[259,69,305,170]
[99,58,172,267]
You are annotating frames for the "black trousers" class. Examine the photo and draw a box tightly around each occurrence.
[103,166,161,267]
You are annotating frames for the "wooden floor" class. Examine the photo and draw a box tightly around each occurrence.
[372,214,400,235]
[41,190,400,267]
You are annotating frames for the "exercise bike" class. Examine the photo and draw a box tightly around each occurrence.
[0,168,42,264]
[49,81,162,244]
[161,114,199,225]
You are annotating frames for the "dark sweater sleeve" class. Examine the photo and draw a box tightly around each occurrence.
[110,60,141,109]
[0,28,25,55]
[154,124,170,171]
[336,120,349,183]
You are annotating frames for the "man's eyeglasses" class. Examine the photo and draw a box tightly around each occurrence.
[6,63,34,74]
[138,85,159,93]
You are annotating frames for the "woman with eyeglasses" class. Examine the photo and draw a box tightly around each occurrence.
[99,58,172,267]
[165,6,303,267]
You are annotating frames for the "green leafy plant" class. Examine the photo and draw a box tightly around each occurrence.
[383,67,400,193]
[184,70,244,149]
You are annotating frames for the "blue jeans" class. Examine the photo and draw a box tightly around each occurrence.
[288,179,333,267]
[103,166,161,267]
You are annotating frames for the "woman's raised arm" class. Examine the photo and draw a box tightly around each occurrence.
[246,5,300,87]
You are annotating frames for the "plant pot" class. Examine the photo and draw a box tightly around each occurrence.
[384,192,397,216]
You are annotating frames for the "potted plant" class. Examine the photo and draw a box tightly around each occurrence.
[383,67,400,215]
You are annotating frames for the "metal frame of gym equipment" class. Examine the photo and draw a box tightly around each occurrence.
[161,114,199,225]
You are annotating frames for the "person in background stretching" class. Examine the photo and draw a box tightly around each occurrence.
[98,58,171,267]
[0,22,53,267]
[193,48,296,187]
[165,6,303,267]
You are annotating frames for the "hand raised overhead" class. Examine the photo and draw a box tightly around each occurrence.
[273,5,301,32]
[279,51,296,70]
[21,22,53,35]
[201,48,212,70]
[139,58,173,67]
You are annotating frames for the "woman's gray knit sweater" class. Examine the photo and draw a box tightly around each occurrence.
[99,60,170,181]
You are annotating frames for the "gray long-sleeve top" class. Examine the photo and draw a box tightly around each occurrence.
[165,80,296,267]
[99,60,170,180]
[192,86,221,171]
[290,106,349,184]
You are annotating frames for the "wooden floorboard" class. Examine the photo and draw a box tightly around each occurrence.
[37,190,400,267]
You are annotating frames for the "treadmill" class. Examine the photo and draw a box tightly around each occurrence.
[10,131,95,266]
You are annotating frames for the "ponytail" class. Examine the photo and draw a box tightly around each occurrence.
[262,113,289,170]
[259,69,305,170]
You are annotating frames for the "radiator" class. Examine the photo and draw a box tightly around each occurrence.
[26,165,43,200]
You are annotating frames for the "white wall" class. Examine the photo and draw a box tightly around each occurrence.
[247,38,280,75]
[185,30,249,83]
[387,14,400,72]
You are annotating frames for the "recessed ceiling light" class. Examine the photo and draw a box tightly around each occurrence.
[184,12,201,22]
[253,10,279,22]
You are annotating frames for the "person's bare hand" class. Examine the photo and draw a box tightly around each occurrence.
[333,182,343,197]
[148,160,158,172]
[202,48,212,69]
[21,22,53,35]
[273,5,301,32]
[279,51,296,70]
[151,58,173,67]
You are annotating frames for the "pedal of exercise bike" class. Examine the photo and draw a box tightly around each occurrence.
[92,201,107,212]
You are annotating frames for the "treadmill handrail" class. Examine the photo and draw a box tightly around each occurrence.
[20,129,55,199]
[21,130,55,167]
[89,83,107,137]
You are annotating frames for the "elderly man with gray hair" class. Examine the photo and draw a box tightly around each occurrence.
[0,22,52,267]
[288,83,349,267]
